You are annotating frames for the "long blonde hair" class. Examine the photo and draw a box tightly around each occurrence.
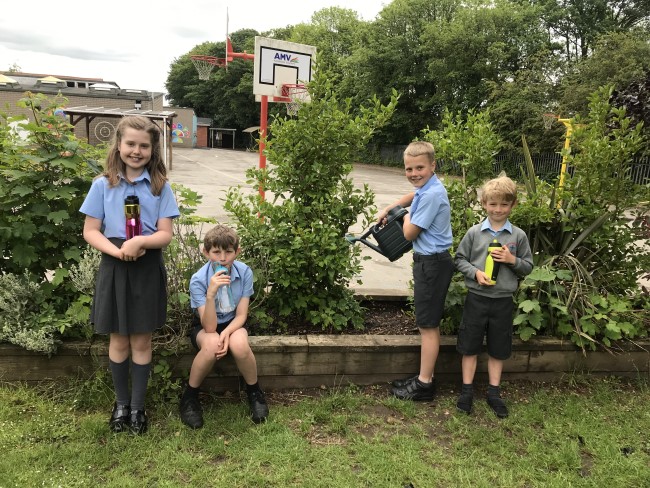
[102,115,168,195]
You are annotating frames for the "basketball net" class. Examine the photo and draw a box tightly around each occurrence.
[542,113,557,131]
[282,84,308,116]
[190,55,226,80]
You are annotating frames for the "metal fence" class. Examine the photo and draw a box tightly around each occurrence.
[378,145,650,185]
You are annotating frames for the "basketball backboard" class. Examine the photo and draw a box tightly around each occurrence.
[253,36,316,102]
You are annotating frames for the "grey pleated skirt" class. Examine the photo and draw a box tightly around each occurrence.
[90,238,167,335]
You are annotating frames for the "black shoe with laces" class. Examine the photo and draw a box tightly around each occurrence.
[391,377,436,401]
[180,395,204,429]
[247,388,269,424]
[487,395,509,418]
[391,374,418,388]
[109,403,130,433]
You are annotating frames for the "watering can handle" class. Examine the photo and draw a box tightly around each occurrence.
[346,227,384,255]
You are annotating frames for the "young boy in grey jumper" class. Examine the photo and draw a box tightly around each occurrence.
[454,175,533,418]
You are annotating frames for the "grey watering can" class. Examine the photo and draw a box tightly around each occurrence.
[346,205,412,262]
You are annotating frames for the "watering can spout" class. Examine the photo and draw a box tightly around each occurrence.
[346,205,412,262]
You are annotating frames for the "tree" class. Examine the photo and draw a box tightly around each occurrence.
[531,0,650,61]
[423,0,552,115]
[559,30,650,117]
[344,0,459,143]
[611,69,650,154]
[165,30,260,132]
[224,69,398,331]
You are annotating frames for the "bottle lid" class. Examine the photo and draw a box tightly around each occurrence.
[125,195,139,205]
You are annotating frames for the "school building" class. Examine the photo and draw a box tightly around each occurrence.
[0,71,210,152]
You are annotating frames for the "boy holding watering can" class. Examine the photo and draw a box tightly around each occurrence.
[376,141,454,402]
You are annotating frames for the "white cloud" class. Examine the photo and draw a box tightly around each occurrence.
[1,0,387,94]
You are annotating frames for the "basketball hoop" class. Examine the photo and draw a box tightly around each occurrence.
[190,55,227,80]
[281,84,309,116]
[542,113,557,131]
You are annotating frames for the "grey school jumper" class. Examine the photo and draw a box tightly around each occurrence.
[454,222,534,299]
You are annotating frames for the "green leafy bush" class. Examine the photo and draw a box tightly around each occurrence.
[0,92,99,310]
[225,69,398,331]
[513,87,650,349]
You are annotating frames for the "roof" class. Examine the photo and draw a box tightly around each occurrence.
[63,106,177,119]
[0,73,18,84]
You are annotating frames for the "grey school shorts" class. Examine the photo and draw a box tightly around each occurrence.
[412,251,454,328]
[456,292,515,360]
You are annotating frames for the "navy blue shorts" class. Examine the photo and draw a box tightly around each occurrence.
[412,251,454,328]
[456,292,514,359]
[189,313,236,350]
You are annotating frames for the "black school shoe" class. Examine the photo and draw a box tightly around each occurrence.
[487,395,509,419]
[247,388,269,424]
[129,409,148,434]
[109,403,130,433]
[391,377,436,401]
[391,374,418,388]
[179,395,204,429]
[456,392,474,414]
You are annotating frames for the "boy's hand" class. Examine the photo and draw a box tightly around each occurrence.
[475,270,494,286]
[207,269,231,299]
[376,208,389,225]
[490,245,516,265]
[215,332,229,360]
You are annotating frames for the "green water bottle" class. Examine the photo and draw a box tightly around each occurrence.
[484,239,502,284]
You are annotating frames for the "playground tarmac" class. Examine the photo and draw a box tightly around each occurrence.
[168,147,414,299]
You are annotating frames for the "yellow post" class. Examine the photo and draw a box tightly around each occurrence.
[557,118,572,191]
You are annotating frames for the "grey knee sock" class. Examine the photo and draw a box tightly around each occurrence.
[130,362,151,411]
[109,359,130,406]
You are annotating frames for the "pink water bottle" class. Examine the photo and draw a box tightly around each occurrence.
[124,195,142,240]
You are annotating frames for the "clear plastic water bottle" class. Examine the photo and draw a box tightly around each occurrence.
[213,263,236,313]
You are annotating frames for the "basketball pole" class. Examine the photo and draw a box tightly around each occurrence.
[259,96,268,199]
[224,37,266,199]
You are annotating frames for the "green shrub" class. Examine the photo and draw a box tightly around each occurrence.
[0,92,99,312]
[225,69,398,331]
[513,86,650,349]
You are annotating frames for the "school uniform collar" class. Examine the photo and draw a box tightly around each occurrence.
[414,174,439,194]
[119,168,151,184]
[481,218,513,234]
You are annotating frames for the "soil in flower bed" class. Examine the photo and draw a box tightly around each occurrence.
[254,300,419,336]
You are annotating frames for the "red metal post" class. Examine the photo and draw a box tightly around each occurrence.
[259,95,268,200]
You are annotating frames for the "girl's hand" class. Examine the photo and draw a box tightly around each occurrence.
[120,237,146,261]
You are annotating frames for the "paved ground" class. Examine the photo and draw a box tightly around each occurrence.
[168,147,415,298]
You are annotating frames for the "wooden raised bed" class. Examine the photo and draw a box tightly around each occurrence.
[1,336,648,391]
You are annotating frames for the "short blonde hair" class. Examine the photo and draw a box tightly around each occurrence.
[481,175,517,204]
[404,141,435,163]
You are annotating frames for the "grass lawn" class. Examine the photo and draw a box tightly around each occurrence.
[1,374,649,487]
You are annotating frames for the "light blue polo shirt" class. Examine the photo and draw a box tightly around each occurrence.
[189,260,254,324]
[409,174,453,254]
[79,169,180,238]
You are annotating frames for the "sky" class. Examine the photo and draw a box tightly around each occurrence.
[1,0,389,98]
